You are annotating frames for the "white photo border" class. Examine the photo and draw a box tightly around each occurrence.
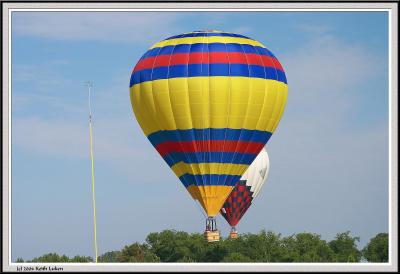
[2,1,398,272]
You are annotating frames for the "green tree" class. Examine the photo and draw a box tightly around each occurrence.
[237,230,285,262]
[146,230,207,262]
[118,243,160,262]
[184,233,208,261]
[202,242,228,262]
[282,233,335,262]
[146,230,180,261]
[362,233,388,262]
[177,256,195,262]
[16,258,24,263]
[329,231,362,262]
[30,253,70,262]
[220,235,249,259]
[222,252,252,262]
[69,255,93,262]
[18,229,371,263]
[98,251,122,262]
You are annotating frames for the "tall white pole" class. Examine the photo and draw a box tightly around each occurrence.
[85,81,98,263]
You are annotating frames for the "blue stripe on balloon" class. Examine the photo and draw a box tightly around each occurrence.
[141,43,275,59]
[278,70,287,84]
[130,64,286,86]
[147,128,272,147]
[179,174,241,187]
[162,152,257,167]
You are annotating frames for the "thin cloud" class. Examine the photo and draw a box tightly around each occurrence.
[13,116,89,159]
[278,33,386,128]
[295,23,332,35]
[12,116,141,160]
[12,12,184,43]
[12,114,171,183]
[12,62,85,117]
[281,34,384,93]
[231,26,254,35]
[13,63,72,87]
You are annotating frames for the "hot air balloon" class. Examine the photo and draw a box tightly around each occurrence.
[129,30,288,242]
[220,147,270,239]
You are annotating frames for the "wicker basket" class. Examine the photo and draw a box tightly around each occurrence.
[204,230,220,242]
[229,231,238,239]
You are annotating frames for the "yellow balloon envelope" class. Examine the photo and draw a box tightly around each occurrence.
[129,30,288,217]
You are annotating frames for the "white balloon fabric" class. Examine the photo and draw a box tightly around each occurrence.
[220,147,270,227]
[243,148,270,199]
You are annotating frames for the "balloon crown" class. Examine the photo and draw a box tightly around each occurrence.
[193,29,223,33]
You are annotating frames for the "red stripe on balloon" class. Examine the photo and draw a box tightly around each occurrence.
[133,52,283,72]
[155,140,264,158]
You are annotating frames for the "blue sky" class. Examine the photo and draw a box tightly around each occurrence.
[11,11,389,261]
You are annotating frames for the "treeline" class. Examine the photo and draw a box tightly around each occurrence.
[16,230,388,263]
